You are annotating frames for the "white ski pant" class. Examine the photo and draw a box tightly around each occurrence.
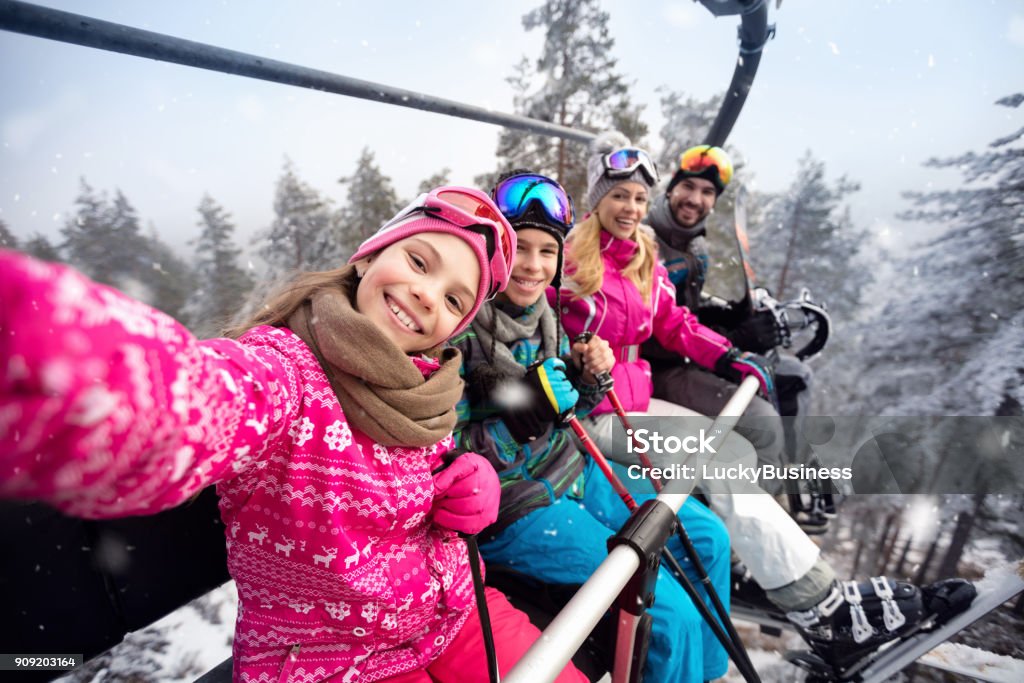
[583,399,820,591]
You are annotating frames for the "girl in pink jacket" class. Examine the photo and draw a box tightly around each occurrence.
[0,187,585,683]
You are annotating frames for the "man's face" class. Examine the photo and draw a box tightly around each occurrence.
[668,176,718,228]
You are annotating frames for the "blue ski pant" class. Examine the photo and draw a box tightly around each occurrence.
[480,458,731,682]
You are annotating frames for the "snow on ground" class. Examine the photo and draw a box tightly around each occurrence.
[921,642,1024,683]
[721,620,806,683]
[55,582,237,683]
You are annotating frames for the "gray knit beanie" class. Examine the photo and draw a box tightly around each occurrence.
[585,130,655,210]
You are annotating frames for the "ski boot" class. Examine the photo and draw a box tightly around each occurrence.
[784,576,976,680]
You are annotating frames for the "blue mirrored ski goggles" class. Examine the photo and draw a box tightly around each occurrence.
[492,173,575,232]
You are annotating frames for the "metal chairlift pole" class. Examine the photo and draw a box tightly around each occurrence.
[697,0,775,148]
[0,0,593,145]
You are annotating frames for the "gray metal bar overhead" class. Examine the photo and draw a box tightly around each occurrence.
[0,0,594,144]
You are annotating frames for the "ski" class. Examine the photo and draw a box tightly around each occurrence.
[731,184,757,313]
[778,560,1024,682]
[918,642,1024,683]
[854,560,1024,683]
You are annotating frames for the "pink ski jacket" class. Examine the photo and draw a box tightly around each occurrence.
[555,231,732,414]
[0,250,474,682]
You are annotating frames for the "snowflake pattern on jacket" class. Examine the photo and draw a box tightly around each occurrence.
[0,250,473,682]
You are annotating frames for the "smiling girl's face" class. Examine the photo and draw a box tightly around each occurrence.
[354,232,481,353]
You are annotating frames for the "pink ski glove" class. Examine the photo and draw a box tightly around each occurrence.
[431,451,500,535]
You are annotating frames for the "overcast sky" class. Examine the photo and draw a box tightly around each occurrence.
[1,0,1022,256]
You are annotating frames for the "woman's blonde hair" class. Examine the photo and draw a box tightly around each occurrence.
[221,264,358,339]
[564,201,658,304]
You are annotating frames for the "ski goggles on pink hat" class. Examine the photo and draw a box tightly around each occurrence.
[352,186,516,301]
[602,147,660,186]
[492,173,575,233]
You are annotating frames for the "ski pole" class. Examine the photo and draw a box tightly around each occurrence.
[562,407,762,683]
[435,452,500,683]
[563,411,637,512]
[466,535,500,683]
[572,332,644,457]
[572,333,760,681]
[600,385,761,683]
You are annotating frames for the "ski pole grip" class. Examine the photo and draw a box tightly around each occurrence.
[574,331,594,344]
[573,331,615,392]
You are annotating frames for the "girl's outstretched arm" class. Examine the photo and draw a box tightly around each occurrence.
[0,250,299,518]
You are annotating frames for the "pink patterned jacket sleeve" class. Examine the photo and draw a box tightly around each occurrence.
[0,249,298,518]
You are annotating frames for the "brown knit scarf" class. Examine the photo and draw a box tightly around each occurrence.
[287,270,464,447]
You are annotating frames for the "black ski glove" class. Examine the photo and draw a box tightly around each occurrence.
[497,358,579,444]
[697,298,744,330]
[726,309,782,354]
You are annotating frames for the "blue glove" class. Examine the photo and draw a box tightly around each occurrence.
[499,357,579,444]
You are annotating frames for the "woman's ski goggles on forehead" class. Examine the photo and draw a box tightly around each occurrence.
[385,187,515,299]
[679,145,734,188]
[492,173,575,231]
[602,147,660,185]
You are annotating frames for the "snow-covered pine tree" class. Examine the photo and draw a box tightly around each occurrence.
[0,218,17,249]
[336,147,401,261]
[22,233,62,262]
[106,190,151,277]
[255,159,337,281]
[654,88,724,175]
[183,195,254,337]
[748,151,866,315]
[742,152,869,413]
[137,224,191,322]
[482,0,646,206]
[61,179,131,286]
[417,167,451,195]
[59,182,188,318]
[863,94,1024,416]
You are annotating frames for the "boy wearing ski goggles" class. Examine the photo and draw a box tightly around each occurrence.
[490,171,575,290]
